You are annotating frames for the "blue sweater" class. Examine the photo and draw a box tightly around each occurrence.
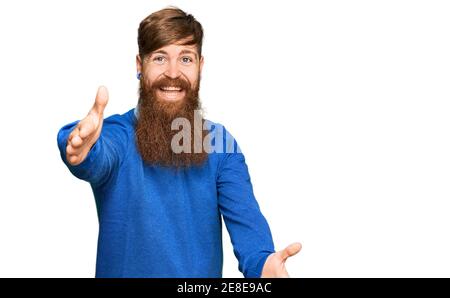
[57,108,275,278]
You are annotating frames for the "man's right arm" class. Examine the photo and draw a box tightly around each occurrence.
[56,86,124,186]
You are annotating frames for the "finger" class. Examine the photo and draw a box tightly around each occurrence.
[68,126,79,142]
[78,116,96,139]
[280,242,302,261]
[67,136,85,155]
[91,85,109,115]
[68,154,81,165]
[66,143,76,155]
[70,134,83,148]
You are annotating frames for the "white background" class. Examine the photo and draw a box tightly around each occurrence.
[0,0,449,277]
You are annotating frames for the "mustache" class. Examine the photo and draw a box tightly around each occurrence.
[150,76,191,91]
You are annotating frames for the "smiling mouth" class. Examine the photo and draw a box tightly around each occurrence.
[158,86,185,101]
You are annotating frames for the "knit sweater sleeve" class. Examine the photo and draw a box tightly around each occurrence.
[216,127,275,278]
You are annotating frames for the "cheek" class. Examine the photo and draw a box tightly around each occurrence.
[144,67,163,82]
[184,69,200,85]
[147,71,159,82]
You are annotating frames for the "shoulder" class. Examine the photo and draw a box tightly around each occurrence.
[104,108,135,127]
[204,119,242,155]
[204,119,232,138]
[99,109,136,146]
[102,108,135,132]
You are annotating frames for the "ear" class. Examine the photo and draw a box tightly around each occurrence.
[136,54,142,73]
[199,56,204,73]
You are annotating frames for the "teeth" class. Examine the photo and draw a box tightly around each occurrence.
[161,86,182,91]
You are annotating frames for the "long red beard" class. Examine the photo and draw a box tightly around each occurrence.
[135,76,208,168]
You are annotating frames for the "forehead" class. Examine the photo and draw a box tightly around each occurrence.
[152,43,198,56]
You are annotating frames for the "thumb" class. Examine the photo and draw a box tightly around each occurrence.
[280,242,302,261]
[91,85,109,115]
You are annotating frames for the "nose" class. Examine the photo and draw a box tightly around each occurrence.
[164,60,180,79]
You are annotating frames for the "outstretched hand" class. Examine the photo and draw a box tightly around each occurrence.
[261,242,302,278]
[66,86,109,165]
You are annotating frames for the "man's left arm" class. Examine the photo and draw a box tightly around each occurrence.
[216,149,301,278]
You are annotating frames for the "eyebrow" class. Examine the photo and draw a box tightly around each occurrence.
[152,50,169,56]
[179,49,198,59]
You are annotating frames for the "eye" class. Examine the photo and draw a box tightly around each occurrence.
[153,56,166,64]
[181,56,193,64]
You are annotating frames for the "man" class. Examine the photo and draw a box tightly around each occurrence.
[57,7,301,278]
